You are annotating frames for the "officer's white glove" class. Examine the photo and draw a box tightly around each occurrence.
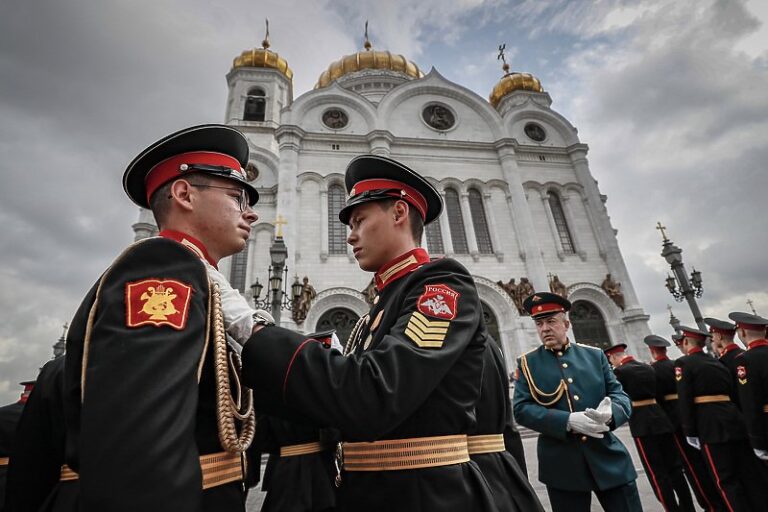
[205,261,257,345]
[686,436,701,450]
[584,397,613,425]
[567,411,610,438]
[253,309,275,324]
[329,332,344,353]
[754,448,768,461]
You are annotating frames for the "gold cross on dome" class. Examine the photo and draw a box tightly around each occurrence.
[274,215,288,238]
[655,222,669,242]
[747,299,757,315]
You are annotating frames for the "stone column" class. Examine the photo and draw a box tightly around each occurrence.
[319,184,329,262]
[438,189,454,255]
[495,140,548,291]
[459,190,479,260]
[367,130,393,157]
[482,191,504,262]
[504,193,526,261]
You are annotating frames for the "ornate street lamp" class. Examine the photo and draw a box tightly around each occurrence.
[249,236,304,323]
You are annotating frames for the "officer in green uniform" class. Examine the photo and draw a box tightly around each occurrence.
[240,155,497,512]
[605,343,694,511]
[512,292,641,512]
[56,125,261,511]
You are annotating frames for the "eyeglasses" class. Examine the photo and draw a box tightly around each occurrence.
[189,184,249,212]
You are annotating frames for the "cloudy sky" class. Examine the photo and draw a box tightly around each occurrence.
[1,0,766,403]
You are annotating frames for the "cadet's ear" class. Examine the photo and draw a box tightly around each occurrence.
[169,179,195,212]
[392,200,410,224]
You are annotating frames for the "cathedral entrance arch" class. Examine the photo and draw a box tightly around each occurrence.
[316,308,360,349]
[570,300,611,349]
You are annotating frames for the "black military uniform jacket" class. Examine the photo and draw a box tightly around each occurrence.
[0,399,24,509]
[473,340,544,512]
[4,357,68,512]
[651,356,681,429]
[675,347,747,443]
[242,249,496,512]
[736,340,768,450]
[253,415,336,512]
[613,357,673,438]
[60,236,246,512]
[718,343,745,407]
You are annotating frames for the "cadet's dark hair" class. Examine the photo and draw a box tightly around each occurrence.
[377,198,424,245]
[149,174,212,229]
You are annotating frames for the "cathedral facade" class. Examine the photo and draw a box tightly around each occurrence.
[132,36,651,367]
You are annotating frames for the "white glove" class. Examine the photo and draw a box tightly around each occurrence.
[329,332,344,353]
[584,397,613,425]
[205,261,256,345]
[686,436,700,450]
[567,411,610,438]
[754,449,768,461]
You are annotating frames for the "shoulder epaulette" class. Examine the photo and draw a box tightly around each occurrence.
[576,343,601,351]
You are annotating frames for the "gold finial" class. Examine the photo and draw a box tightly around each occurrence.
[262,18,271,49]
[274,214,287,238]
[363,20,372,51]
[656,221,669,242]
[497,43,510,74]
[747,299,758,315]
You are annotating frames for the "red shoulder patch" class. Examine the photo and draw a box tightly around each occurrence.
[417,284,460,320]
[125,278,193,330]
[737,365,747,385]
[675,366,683,381]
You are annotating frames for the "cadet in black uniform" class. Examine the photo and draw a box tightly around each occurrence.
[470,338,544,512]
[503,402,527,476]
[645,334,725,512]
[241,155,497,512]
[730,312,768,472]
[705,318,744,408]
[606,343,694,512]
[57,125,261,511]
[676,326,768,511]
[4,357,73,512]
[0,380,33,510]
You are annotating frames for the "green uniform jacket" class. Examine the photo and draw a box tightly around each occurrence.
[513,342,636,492]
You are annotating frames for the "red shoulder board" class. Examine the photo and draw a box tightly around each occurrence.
[417,284,460,320]
[514,368,520,382]
[675,366,682,381]
[126,278,193,330]
[737,365,747,384]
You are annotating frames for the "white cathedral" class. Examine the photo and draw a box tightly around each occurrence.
[132,33,651,368]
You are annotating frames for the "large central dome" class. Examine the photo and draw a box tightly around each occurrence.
[315,37,422,89]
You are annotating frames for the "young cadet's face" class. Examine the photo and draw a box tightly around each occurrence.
[534,313,570,348]
[191,176,257,259]
[347,201,397,272]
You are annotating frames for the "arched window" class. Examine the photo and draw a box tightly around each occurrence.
[570,300,610,349]
[328,184,347,254]
[481,302,502,350]
[468,189,493,254]
[445,188,468,254]
[244,87,266,122]
[425,216,444,254]
[316,307,360,349]
[229,244,249,292]
[548,192,575,254]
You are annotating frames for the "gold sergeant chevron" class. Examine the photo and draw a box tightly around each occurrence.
[404,311,450,348]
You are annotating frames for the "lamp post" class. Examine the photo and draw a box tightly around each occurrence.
[657,222,707,334]
[250,236,303,324]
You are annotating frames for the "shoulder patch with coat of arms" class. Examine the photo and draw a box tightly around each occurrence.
[737,365,747,385]
[417,283,459,320]
[675,366,683,381]
[125,278,193,330]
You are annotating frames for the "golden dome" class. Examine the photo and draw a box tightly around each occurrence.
[489,65,544,108]
[232,22,293,80]
[315,43,423,89]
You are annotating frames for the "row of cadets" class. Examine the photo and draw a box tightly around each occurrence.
[604,342,695,511]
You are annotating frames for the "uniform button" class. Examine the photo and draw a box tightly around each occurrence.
[556,351,563,356]
[581,435,588,442]
[574,395,580,401]
[567,378,573,383]
[562,363,568,368]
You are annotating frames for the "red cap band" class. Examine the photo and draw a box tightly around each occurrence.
[734,321,766,331]
[530,302,566,317]
[145,151,242,204]
[709,326,735,335]
[682,329,706,341]
[350,178,428,220]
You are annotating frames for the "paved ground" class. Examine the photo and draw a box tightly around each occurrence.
[246,425,670,511]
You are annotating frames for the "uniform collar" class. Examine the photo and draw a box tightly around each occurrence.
[654,354,669,362]
[720,343,741,357]
[544,338,571,354]
[617,355,635,366]
[159,229,218,269]
[375,248,430,290]
[748,339,768,350]
[688,346,704,355]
